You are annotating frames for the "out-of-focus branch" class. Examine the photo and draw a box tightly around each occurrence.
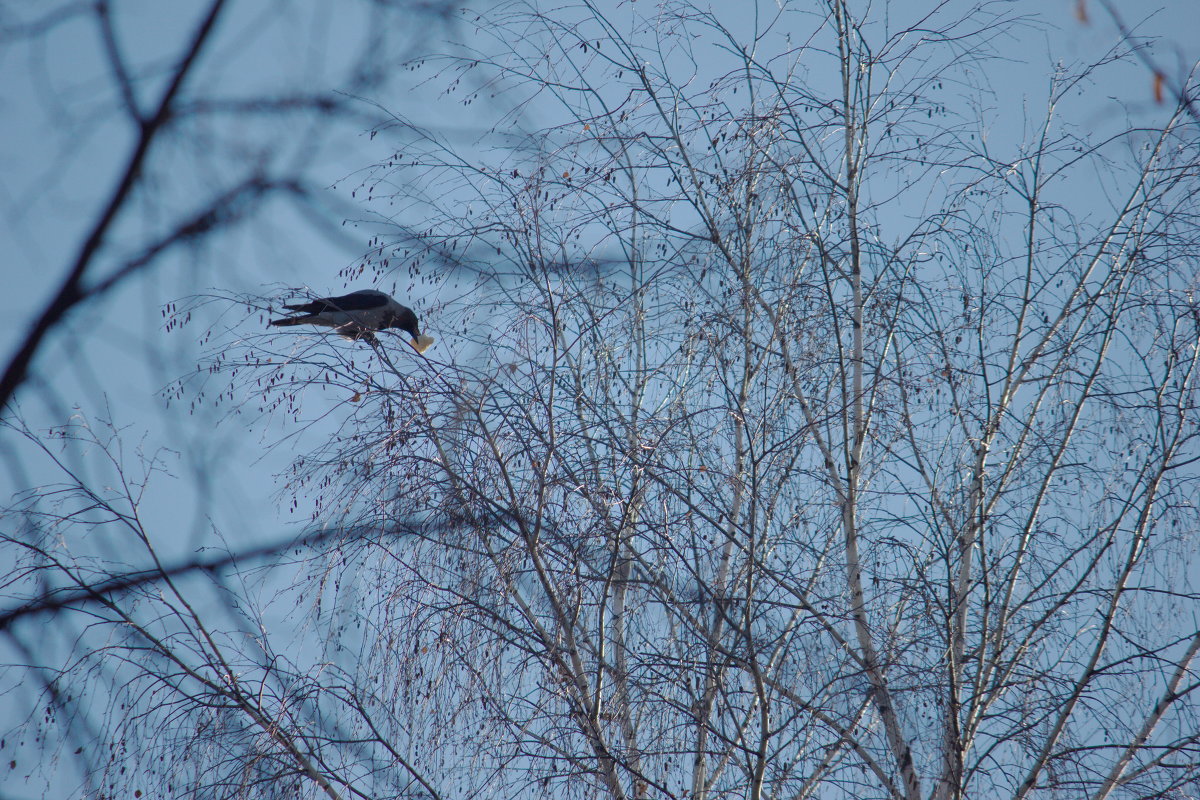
[87,176,304,298]
[1081,0,1199,124]
[0,0,227,414]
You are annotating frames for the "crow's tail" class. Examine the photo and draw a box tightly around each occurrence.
[269,315,316,327]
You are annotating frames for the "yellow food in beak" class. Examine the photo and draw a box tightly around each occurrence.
[412,335,436,354]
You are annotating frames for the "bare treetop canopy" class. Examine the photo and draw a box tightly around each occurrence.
[3,2,1199,800]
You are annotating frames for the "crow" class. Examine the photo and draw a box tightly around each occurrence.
[270,290,434,353]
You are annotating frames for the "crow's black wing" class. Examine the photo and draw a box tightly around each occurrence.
[283,291,387,314]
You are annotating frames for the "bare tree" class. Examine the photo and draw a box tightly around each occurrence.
[4,1,1199,799]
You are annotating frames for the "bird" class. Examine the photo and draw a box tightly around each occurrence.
[269,290,435,353]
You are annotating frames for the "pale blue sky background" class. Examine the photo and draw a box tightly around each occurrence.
[2,1,1195,542]
[1,1,1197,795]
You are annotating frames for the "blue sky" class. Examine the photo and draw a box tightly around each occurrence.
[0,0,1195,634]
[2,0,1195,533]
[1,1,1198,796]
